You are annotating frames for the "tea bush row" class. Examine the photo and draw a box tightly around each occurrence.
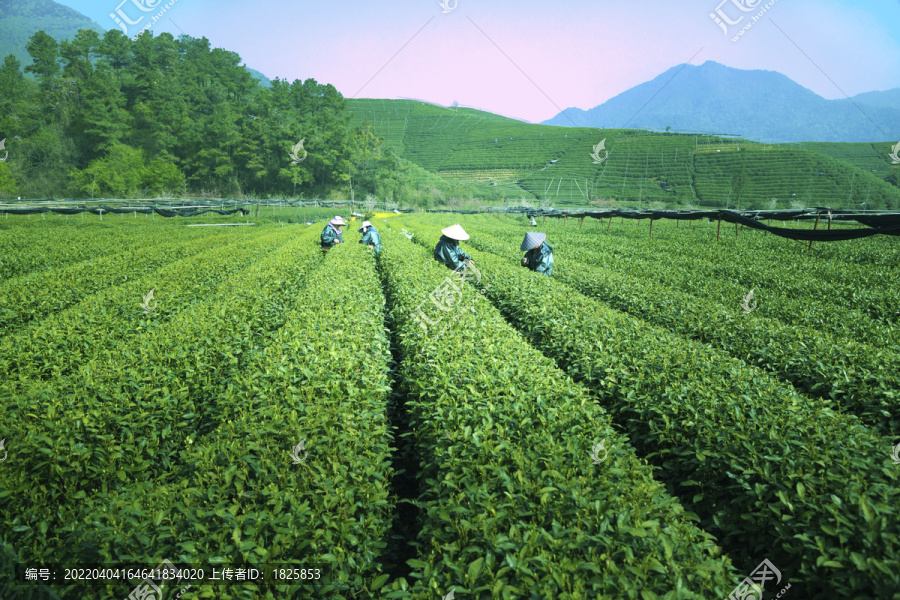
[394,218,900,598]
[0,227,334,599]
[377,226,737,599]
[50,240,397,599]
[533,214,899,324]
[455,216,900,436]
[539,215,899,339]
[0,218,207,280]
[0,227,296,386]
[0,226,247,336]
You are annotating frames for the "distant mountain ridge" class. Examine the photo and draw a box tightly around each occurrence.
[848,88,900,110]
[543,61,900,144]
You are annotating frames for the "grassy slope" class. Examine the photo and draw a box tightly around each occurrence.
[348,99,900,209]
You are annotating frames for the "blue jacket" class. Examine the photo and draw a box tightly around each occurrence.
[522,242,553,276]
[321,224,344,248]
[434,235,471,270]
[360,227,383,255]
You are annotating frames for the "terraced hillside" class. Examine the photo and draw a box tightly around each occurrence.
[798,141,898,181]
[348,99,900,209]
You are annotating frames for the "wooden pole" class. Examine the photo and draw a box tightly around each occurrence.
[827,211,832,230]
[808,212,820,251]
[607,217,612,232]
[579,217,584,230]
[717,218,721,242]
[735,221,739,237]
[649,219,654,237]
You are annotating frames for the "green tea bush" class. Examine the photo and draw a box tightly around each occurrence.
[1,229,396,599]
[377,227,736,599]
[0,227,295,386]
[456,221,900,436]
[0,226,243,335]
[393,217,900,598]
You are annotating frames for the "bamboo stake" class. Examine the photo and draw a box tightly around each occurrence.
[827,210,832,230]
[717,218,721,242]
[650,219,654,237]
[736,221,739,237]
[808,212,820,251]
[607,217,612,232]
[579,217,584,230]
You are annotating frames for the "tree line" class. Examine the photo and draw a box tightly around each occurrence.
[0,28,459,205]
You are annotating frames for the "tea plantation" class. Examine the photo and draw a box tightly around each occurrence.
[347,99,900,210]
[1,210,898,600]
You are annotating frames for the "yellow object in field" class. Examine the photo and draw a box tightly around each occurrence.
[351,216,356,221]
[373,212,398,219]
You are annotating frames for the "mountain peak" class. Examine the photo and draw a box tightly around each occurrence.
[543,62,899,143]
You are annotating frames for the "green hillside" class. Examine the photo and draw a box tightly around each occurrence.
[693,144,899,209]
[795,141,897,180]
[348,98,900,209]
[0,0,105,71]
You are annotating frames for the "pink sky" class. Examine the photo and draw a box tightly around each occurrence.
[65,0,900,123]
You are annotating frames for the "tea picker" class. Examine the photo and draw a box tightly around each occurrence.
[434,224,474,271]
[520,232,554,276]
[321,216,347,254]
[358,220,383,255]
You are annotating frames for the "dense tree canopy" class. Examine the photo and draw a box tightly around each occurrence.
[0,29,398,201]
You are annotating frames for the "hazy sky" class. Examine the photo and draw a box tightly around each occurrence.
[59,0,900,123]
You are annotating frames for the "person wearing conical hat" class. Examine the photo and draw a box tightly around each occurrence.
[321,216,346,254]
[358,221,383,255]
[520,232,553,276]
[434,224,473,271]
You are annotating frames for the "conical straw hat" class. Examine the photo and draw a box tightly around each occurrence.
[441,224,469,241]
[521,232,546,251]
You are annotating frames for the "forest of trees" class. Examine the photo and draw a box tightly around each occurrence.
[0,28,461,204]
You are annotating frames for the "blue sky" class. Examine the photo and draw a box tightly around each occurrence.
[57,0,900,123]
